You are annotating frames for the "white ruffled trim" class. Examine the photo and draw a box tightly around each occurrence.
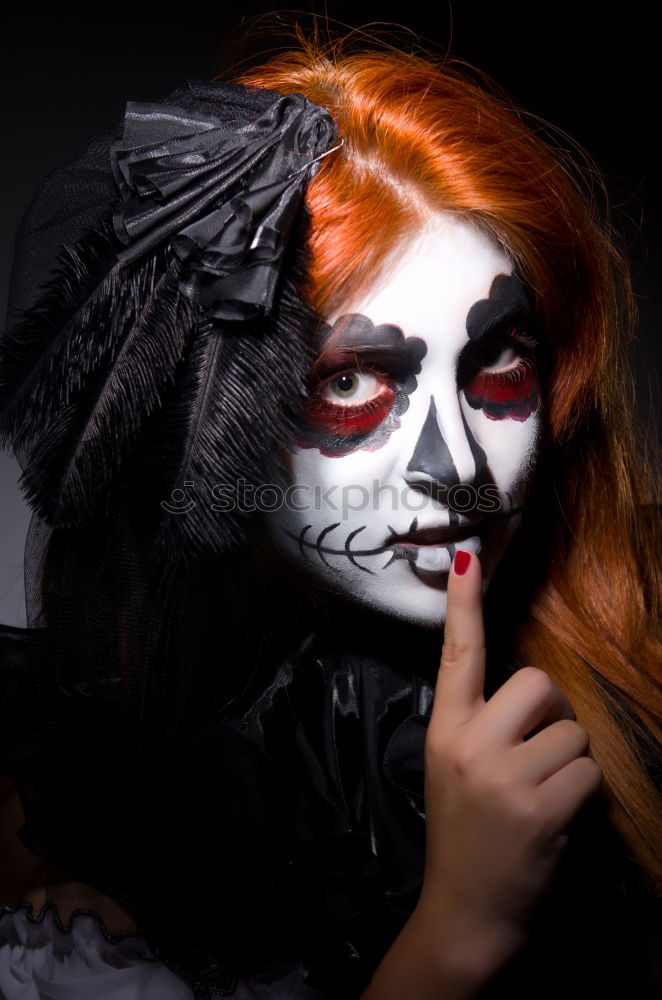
[0,904,326,999]
[0,904,194,999]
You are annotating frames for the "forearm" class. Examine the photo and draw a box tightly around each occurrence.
[359,900,522,1000]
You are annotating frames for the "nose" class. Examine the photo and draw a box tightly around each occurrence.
[405,394,487,507]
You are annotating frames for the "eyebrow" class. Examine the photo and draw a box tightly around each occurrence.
[312,314,427,379]
[314,313,409,351]
[465,273,533,343]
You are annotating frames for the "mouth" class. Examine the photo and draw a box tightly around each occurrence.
[284,516,487,577]
[386,519,484,573]
[387,519,484,547]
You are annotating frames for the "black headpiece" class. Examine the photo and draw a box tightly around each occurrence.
[1,78,339,560]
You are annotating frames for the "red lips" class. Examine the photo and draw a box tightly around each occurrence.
[388,521,484,546]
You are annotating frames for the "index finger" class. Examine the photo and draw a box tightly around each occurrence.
[431,549,487,729]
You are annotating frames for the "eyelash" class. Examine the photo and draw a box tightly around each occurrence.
[302,329,539,439]
[303,365,396,436]
[473,331,538,383]
[315,331,537,399]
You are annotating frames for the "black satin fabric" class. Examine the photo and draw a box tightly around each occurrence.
[1,598,661,999]
[139,601,445,997]
[111,81,338,321]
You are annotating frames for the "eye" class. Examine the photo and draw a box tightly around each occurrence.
[462,324,540,421]
[301,366,397,438]
[470,326,539,376]
[477,341,520,373]
[323,370,383,405]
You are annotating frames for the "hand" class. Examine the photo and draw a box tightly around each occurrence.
[416,548,603,972]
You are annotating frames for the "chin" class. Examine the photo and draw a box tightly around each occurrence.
[332,559,451,629]
[383,590,449,629]
[336,546,501,629]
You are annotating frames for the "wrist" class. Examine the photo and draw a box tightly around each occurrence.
[360,899,524,1000]
[410,892,527,989]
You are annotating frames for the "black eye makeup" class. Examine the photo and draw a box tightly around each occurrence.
[459,275,542,422]
[473,328,539,373]
[461,330,540,422]
[293,273,542,457]
[304,364,397,439]
[294,315,426,457]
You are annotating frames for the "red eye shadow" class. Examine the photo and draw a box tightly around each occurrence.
[301,385,396,437]
[464,358,539,421]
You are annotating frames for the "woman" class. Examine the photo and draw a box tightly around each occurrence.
[0,30,660,999]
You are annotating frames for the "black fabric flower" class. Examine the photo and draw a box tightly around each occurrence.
[111,81,338,321]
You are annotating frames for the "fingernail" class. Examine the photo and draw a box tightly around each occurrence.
[454,550,471,576]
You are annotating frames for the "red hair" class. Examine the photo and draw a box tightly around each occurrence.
[231,34,662,891]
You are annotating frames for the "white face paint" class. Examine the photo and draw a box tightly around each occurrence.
[263,212,542,627]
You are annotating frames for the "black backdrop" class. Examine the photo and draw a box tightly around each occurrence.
[2,1,659,431]
[2,1,659,425]
[1,3,659,572]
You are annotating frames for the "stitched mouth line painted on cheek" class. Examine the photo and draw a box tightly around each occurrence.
[284,503,526,576]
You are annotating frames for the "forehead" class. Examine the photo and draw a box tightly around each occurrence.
[327,212,513,353]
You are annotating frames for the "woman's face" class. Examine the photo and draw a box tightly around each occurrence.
[264,212,542,627]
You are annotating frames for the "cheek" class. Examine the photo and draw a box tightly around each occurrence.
[288,448,361,494]
[475,412,540,488]
[284,445,400,529]
[463,359,539,422]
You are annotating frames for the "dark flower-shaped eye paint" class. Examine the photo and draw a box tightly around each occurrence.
[463,355,539,421]
[294,314,426,457]
[460,275,541,422]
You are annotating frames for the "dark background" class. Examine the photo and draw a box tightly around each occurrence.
[1,2,659,622]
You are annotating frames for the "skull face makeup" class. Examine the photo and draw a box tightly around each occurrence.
[265,212,542,626]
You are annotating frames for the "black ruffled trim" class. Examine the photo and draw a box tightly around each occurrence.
[0,898,140,944]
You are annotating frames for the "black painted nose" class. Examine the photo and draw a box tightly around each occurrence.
[406,395,487,485]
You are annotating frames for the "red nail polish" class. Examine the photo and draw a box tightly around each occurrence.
[454,550,471,576]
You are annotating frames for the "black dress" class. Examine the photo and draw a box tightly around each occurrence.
[1,592,660,999]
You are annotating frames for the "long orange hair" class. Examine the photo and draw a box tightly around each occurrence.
[229,30,662,892]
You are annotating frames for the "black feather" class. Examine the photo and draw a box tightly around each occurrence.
[2,224,135,443]
[139,210,320,561]
[0,221,199,525]
[1,203,320,557]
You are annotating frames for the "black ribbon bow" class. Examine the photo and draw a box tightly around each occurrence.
[110,80,339,320]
